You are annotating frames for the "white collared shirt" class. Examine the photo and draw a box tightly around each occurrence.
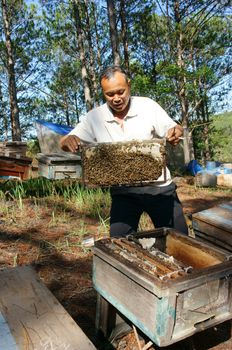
[69,96,177,185]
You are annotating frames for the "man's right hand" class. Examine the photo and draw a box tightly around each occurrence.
[60,135,81,153]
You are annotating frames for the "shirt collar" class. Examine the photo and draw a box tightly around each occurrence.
[105,97,138,123]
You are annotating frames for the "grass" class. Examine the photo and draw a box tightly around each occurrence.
[0,177,111,217]
[0,177,113,255]
[0,177,158,256]
[1,176,232,262]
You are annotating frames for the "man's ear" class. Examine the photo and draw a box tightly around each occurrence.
[128,79,131,88]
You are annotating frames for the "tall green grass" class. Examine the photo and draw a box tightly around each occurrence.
[0,177,154,235]
[0,177,111,222]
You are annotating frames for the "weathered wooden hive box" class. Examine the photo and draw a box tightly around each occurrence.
[0,155,32,180]
[192,201,232,252]
[93,228,232,347]
[0,141,27,158]
[82,138,166,187]
[0,141,32,179]
[37,153,82,180]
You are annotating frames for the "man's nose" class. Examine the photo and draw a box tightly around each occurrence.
[113,94,120,101]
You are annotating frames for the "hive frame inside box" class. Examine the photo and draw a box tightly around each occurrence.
[93,228,232,347]
[81,138,166,187]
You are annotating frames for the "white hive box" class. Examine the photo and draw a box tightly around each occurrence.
[37,153,82,180]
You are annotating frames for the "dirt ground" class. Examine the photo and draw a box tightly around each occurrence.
[0,178,232,350]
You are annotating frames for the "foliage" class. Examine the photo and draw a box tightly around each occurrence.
[0,0,231,161]
[0,0,50,140]
[209,111,232,162]
[26,138,41,157]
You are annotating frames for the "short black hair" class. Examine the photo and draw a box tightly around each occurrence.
[99,66,129,84]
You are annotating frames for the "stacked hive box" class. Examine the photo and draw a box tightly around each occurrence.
[37,153,82,180]
[0,142,32,180]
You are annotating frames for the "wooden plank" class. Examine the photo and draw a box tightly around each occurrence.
[0,312,19,349]
[0,266,96,350]
[95,294,117,337]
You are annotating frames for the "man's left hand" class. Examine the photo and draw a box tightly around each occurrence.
[166,125,183,146]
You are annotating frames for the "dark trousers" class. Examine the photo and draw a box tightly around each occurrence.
[110,182,188,237]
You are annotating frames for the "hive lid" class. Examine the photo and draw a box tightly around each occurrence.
[192,202,232,250]
[37,153,81,164]
[192,202,232,233]
[82,138,166,187]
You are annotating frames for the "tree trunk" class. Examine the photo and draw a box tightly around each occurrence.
[0,83,8,140]
[2,0,21,141]
[63,94,70,126]
[74,92,80,123]
[183,127,194,165]
[73,0,93,111]
[91,2,103,72]
[106,0,120,66]
[119,0,129,72]
[201,99,211,161]
[83,0,99,105]
[174,0,193,164]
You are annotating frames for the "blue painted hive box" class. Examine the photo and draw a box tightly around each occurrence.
[93,228,232,347]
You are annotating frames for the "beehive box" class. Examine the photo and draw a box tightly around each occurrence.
[217,174,232,187]
[0,141,27,158]
[93,228,232,347]
[192,202,232,252]
[82,139,166,187]
[195,173,217,187]
[37,153,82,180]
[0,155,32,180]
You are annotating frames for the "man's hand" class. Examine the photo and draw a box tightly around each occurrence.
[166,125,183,146]
[60,135,81,153]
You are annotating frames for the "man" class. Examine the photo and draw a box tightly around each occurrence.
[60,66,188,236]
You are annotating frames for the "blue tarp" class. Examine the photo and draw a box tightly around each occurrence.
[35,120,73,136]
[187,160,202,176]
[187,159,230,176]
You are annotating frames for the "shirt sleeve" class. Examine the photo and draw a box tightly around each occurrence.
[150,100,176,138]
[68,114,96,143]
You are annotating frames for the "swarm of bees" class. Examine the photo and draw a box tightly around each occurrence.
[82,140,165,187]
